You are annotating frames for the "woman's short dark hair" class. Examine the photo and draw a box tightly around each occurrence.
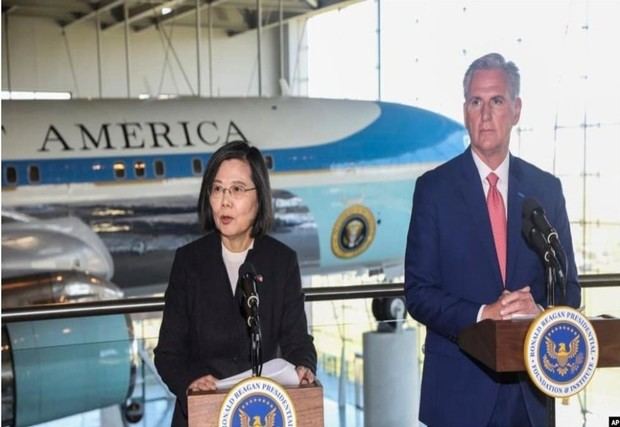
[198,141,273,237]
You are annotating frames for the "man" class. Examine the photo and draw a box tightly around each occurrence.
[404,53,580,427]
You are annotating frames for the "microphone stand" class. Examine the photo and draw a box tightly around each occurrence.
[543,248,566,307]
[239,262,263,377]
[542,247,568,427]
[523,202,569,426]
[523,199,569,306]
[248,303,263,377]
[544,252,556,307]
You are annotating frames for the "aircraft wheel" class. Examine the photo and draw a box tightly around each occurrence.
[122,399,144,423]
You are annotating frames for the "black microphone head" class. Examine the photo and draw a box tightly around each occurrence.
[523,197,556,238]
[239,261,257,278]
[526,225,550,260]
[238,261,259,309]
[522,197,541,219]
[521,214,535,239]
[521,205,549,259]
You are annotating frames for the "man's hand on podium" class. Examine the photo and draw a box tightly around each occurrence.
[295,366,315,385]
[188,374,219,392]
[481,286,542,321]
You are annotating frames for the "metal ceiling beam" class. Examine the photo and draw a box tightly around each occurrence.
[133,0,325,35]
[63,0,124,29]
[302,0,318,8]
[3,2,86,14]
[229,0,360,36]
[231,0,314,13]
[103,0,183,31]
[135,0,231,33]
[227,9,292,35]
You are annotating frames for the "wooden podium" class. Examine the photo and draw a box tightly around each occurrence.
[188,382,324,427]
[457,316,620,373]
[458,316,620,426]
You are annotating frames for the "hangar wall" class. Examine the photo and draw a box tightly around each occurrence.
[2,15,308,98]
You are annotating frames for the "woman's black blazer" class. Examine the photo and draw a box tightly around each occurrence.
[154,232,317,426]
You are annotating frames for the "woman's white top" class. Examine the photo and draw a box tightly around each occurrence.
[222,240,254,294]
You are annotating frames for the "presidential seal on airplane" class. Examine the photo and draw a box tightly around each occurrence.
[331,204,376,259]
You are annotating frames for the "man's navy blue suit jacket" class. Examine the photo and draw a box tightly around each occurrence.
[405,147,580,427]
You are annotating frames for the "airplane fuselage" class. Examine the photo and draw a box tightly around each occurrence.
[2,97,466,291]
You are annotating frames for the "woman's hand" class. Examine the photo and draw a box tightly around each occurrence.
[295,366,315,385]
[188,374,219,392]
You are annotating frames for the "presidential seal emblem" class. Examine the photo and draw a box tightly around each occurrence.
[218,377,296,427]
[331,204,376,259]
[524,306,598,398]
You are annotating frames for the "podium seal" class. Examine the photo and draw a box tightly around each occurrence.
[524,306,599,398]
[218,377,296,427]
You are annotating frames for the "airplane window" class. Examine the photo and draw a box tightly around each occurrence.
[28,165,40,183]
[154,160,165,177]
[113,161,126,179]
[134,161,146,178]
[5,166,17,184]
[264,155,274,170]
[192,158,203,176]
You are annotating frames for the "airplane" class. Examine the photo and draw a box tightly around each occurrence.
[2,96,467,295]
[2,96,467,426]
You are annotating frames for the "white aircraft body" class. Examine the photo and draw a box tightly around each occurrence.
[2,97,466,293]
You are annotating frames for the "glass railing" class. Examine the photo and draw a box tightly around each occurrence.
[2,275,619,427]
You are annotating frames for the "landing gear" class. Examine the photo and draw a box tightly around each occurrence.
[122,399,144,424]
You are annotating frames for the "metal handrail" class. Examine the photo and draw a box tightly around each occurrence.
[2,274,619,323]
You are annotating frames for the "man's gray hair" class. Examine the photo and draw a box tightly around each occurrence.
[463,53,520,100]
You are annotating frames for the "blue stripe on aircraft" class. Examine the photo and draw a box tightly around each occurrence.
[267,102,465,171]
[2,102,466,187]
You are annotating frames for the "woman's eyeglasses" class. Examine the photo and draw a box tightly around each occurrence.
[209,184,256,200]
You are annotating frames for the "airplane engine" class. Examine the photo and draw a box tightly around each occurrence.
[2,272,136,427]
[2,212,114,281]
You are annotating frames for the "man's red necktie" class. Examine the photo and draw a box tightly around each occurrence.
[487,172,507,285]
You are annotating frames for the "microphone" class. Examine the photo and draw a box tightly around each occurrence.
[238,260,263,376]
[238,261,259,327]
[522,198,564,261]
[521,215,552,262]
[522,198,567,305]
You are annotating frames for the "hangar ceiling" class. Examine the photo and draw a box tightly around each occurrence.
[1,0,358,36]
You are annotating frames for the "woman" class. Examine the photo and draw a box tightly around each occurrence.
[154,141,317,426]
